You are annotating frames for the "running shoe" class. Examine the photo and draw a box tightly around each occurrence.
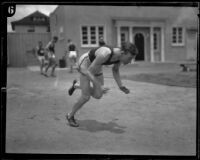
[68,79,77,96]
[43,72,48,77]
[51,74,56,77]
[66,114,79,127]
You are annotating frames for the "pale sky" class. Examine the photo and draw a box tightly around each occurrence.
[7,5,58,32]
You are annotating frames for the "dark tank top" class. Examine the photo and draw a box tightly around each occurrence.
[37,47,45,56]
[48,43,55,53]
[88,45,120,65]
[69,44,76,51]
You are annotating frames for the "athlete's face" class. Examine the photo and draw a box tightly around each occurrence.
[53,39,57,43]
[39,42,43,47]
[121,51,136,65]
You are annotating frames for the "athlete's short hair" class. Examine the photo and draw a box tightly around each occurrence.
[121,42,138,56]
[53,36,58,41]
[38,41,42,44]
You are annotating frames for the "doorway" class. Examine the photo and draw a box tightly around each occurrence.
[134,33,145,61]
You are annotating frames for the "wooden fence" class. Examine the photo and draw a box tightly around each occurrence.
[7,32,51,67]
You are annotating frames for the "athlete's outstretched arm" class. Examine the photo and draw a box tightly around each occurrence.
[45,42,51,52]
[112,63,123,87]
[112,63,130,94]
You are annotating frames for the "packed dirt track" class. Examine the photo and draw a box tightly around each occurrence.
[6,64,196,155]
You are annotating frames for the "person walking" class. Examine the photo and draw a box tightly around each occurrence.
[44,36,58,77]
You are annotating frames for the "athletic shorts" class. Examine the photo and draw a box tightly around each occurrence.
[48,52,55,59]
[44,59,49,65]
[69,51,77,59]
[38,55,45,62]
[77,52,103,77]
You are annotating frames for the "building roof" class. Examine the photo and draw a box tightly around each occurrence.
[49,5,60,16]
[11,11,50,30]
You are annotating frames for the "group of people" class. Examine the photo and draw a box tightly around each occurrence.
[36,36,139,128]
[35,37,78,77]
[35,36,58,77]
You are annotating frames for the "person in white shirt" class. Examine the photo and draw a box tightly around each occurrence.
[67,39,77,73]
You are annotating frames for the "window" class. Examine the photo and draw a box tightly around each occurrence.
[98,26,104,40]
[32,17,46,22]
[82,26,88,45]
[153,32,159,51]
[172,27,184,46]
[81,25,105,47]
[90,26,96,44]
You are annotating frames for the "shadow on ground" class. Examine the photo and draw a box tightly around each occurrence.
[77,119,126,134]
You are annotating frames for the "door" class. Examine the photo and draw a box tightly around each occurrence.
[153,30,161,62]
[186,29,197,60]
[134,33,144,61]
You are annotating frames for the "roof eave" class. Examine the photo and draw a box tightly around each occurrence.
[11,21,15,30]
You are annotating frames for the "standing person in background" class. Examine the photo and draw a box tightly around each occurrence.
[67,39,77,73]
[99,36,106,46]
[35,41,45,75]
[44,36,58,77]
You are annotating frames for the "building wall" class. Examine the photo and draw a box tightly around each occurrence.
[50,6,198,63]
[61,6,124,57]
[164,19,186,62]
[186,29,197,60]
[14,25,49,33]
[7,32,51,67]
[163,7,197,62]
[50,6,68,63]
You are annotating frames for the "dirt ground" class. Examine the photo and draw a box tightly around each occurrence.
[5,63,196,155]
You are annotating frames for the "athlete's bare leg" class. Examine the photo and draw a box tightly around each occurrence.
[44,61,51,77]
[40,59,45,74]
[67,75,91,126]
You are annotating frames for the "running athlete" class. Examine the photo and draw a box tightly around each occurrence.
[44,36,58,77]
[35,41,45,75]
[66,42,138,127]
